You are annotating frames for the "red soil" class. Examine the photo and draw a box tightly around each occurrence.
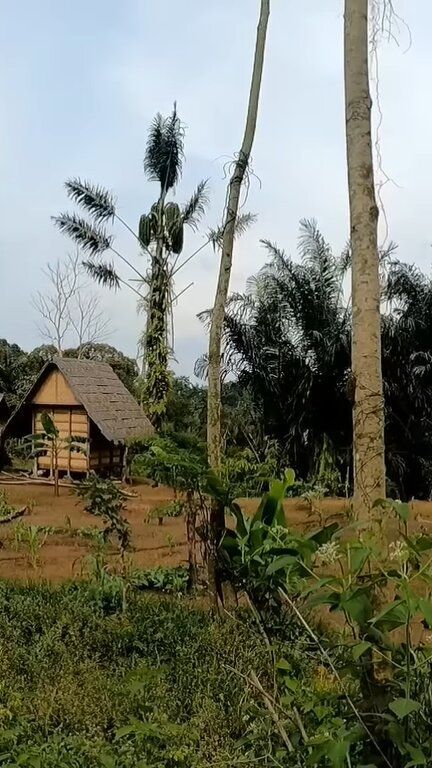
[1,482,432,582]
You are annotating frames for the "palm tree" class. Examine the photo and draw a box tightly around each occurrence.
[53,106,209,428]
[344,0,385,519]
[207,0,270,472]
[204,221,432,502]
[209,220,352,484]
[207,0,270,566]
[137,107,208,427]
[383,261,432,499]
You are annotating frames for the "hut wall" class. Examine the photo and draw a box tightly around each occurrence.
[33,407,89,472]
[88,422,122,473]
[32,370,89,472]
[32,370,80,406]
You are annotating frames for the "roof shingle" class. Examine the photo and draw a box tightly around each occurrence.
[3,358,154,444]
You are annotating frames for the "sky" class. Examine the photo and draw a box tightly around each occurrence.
[1,1,430,379]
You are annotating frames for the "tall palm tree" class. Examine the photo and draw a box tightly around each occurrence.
[207,0,270,566]
[210,220,352,482]
[54,107,208,427]
[383,261,432,499]
[344,0,385,519]
[207,0,270,475]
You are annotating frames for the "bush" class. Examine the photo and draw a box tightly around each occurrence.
[0,582,275,767]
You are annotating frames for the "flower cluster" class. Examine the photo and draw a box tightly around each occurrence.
[314,541,341,565]
[388,539,409,564]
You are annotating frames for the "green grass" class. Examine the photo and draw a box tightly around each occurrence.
[0,582,273,767]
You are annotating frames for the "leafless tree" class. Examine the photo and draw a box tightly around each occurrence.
[32,251,110,356]
[68,290,110,357]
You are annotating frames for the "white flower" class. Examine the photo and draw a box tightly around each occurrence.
[315,541,341,565]
[388,540,409,564]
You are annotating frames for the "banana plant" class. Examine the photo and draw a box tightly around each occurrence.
[24,411,87,496]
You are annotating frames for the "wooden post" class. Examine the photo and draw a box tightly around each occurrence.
[66,408,72,481]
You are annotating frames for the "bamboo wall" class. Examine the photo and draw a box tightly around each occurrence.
[33,408,89,472]
[31,369,123,475]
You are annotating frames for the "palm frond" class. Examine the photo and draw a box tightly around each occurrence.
[182,179,210,230]
[260,239,287,265]
[385,261,427,306]
[298,218,332,265]
[196,308,212,330]
[144,106,184,192]
[208,212,257,249]
[193,353,208,381]
[65,178,116,222]
[53,213,112,256]
[380,240,398,265]
[82,260,120,290]
[340,241,351,273]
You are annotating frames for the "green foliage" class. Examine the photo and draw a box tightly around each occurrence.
[75,475,131,555]
[150,499,185,522]
[133,566,189,594]
[164,376,207,440]
[0,489,15,520]
[12,523,49,568]
[220,478,432,767]
[0,583,274,767]
[220,448,277,497]
[130,435,207,494]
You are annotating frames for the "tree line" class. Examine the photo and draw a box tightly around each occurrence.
[5,0,409,522]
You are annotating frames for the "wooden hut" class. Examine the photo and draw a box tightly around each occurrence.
[2,357,154,475]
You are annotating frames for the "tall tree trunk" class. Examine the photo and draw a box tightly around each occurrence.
[146,198,169,430]
[344,0,385,519]
[207,0,270,546]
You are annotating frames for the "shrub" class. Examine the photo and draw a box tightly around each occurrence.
[0,582,274,767]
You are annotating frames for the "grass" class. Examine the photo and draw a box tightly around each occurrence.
[0,581,273,767]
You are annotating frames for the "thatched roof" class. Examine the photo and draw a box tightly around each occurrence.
[3,357,154,445]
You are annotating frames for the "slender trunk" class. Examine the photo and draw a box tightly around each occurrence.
[146,197,169,430]
[344,0,385,519]
[207,0,270,547]
[186,490,198,590]
[53,443,59,497]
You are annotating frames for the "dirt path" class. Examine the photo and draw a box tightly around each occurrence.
[1,482,432,582]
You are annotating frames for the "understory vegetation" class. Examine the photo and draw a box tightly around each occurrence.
[0,583,275,768]
[6,226,432,502]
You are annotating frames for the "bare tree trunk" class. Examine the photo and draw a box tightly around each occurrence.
[345,0,385,519]
[186,490,198,590]
[207,0,270,554]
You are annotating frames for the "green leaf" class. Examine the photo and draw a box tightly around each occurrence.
[418,598,432,628]
[266,555,298,576]
[276,658,291,671]
[405,744,427,766]
[414,535,432,553]
[40,411,58,438]
[371,600,409,632]
[341,589,374,627]
[393,501,410,523]
[284,468,295,487]
[350,545,371,574]
[388,698,421,719]
[352,640,372,660]
[229,501,249,538]
[307,522,340,547]
[100,757,116,768]
[372,497,410,523]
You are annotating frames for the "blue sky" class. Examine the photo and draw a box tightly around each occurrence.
[0,1,430,377]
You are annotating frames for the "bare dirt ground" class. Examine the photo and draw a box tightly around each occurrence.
[1,481,432,582]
